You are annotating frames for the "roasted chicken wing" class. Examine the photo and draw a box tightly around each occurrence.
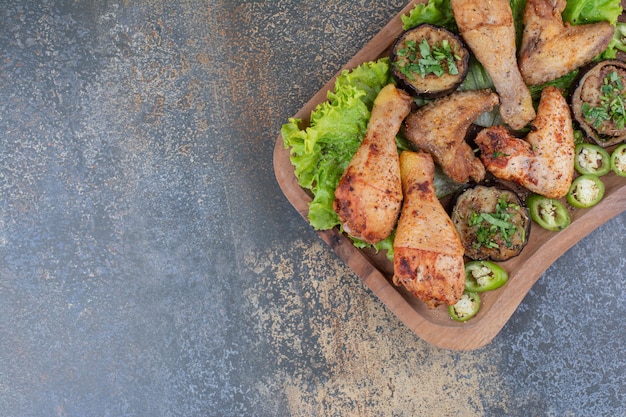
[475,86,575,199]
[333,84,413,244]
[393,151,465,308]
[451,0,536,130]
[519,0,614,86]
[403,89,499,184]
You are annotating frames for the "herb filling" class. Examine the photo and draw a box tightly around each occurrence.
[581,70,626,133]
[468,195,521,250]
[394,38,460,80]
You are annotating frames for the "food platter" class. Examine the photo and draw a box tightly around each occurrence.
[273,0,626,350]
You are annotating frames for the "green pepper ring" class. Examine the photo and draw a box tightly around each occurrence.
[448,291,481,322]
[574,143,611,176]
[526,194,571,231]
[464,260,509,292]
[610,143,626,177]
[566,174,605,208]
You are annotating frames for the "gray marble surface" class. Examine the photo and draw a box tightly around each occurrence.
[0,1,624,416]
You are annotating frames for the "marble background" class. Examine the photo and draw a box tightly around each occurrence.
[0,1,624,416]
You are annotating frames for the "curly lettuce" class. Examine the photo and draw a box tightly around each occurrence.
[401,0,456,30]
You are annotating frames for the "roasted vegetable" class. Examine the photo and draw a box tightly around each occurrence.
[390,24,469,98]
[526,195,571,231]
[451,184,531,261]
[448,291,480,322]
[610,143,626,177]
[463,260,509,292]
[571,60,626,148]
[574,143,611,176]
[567,174,605,208]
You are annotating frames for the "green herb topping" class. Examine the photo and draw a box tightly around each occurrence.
[582,70,626,132]
[468,195,521,250]
[492,151,510,158]
[394,38,460,80]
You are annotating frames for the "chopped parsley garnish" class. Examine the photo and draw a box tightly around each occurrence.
[394,38,460,81]
[468,195,520,250]
[492,151,510,158]
[582,70,626,132]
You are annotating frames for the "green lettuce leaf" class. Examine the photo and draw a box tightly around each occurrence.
[562,0,623,25]
[401,0,456,31]
[281,58,391,231]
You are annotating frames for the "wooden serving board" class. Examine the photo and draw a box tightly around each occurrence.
[273,0,626,350]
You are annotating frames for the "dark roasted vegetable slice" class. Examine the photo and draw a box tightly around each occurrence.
[567,174,605,208]
[464,261,509,292]
[571,60,626,148]
[448,291,480,322]
[610,143,626,177]
[390,24,469,98]
[574,143,611,176]
[451,184,531,261]
[526,195,571,231]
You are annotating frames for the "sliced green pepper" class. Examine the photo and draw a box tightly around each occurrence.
[610,143,626,177]
[448,292,480,322]
[566,174,605,208]
[464,260,509,292]
[526,194,571,231]
[574,143,611,176]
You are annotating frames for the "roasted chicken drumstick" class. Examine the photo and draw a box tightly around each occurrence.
[393,151,465,308]
[333,84,413,244]
[451,0,536,130]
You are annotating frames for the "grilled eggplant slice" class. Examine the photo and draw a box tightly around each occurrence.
[571,60,626,148]
[451,184,530,261]
[390,24,469,98]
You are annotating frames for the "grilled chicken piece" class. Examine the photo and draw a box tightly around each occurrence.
[475,86,575,199]
[403,89,499,184]
[519,0,614,86]
[333,84,413,244]
[451,0,535,130]
[393,151,465,308]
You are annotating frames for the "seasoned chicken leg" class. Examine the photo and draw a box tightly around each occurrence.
[475,86,575,199]
[393,151,465,308]
[333,84,413,244]
[403,89,499,184]
[451,0,535,130]
[519,0,614,86]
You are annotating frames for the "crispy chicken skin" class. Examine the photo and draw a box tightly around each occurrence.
[519,0,614,86]
[393,151,465,308]
[333,84,413,244]
[403,89,499,184]
[475,86,575,199]
[451,0,536,130]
